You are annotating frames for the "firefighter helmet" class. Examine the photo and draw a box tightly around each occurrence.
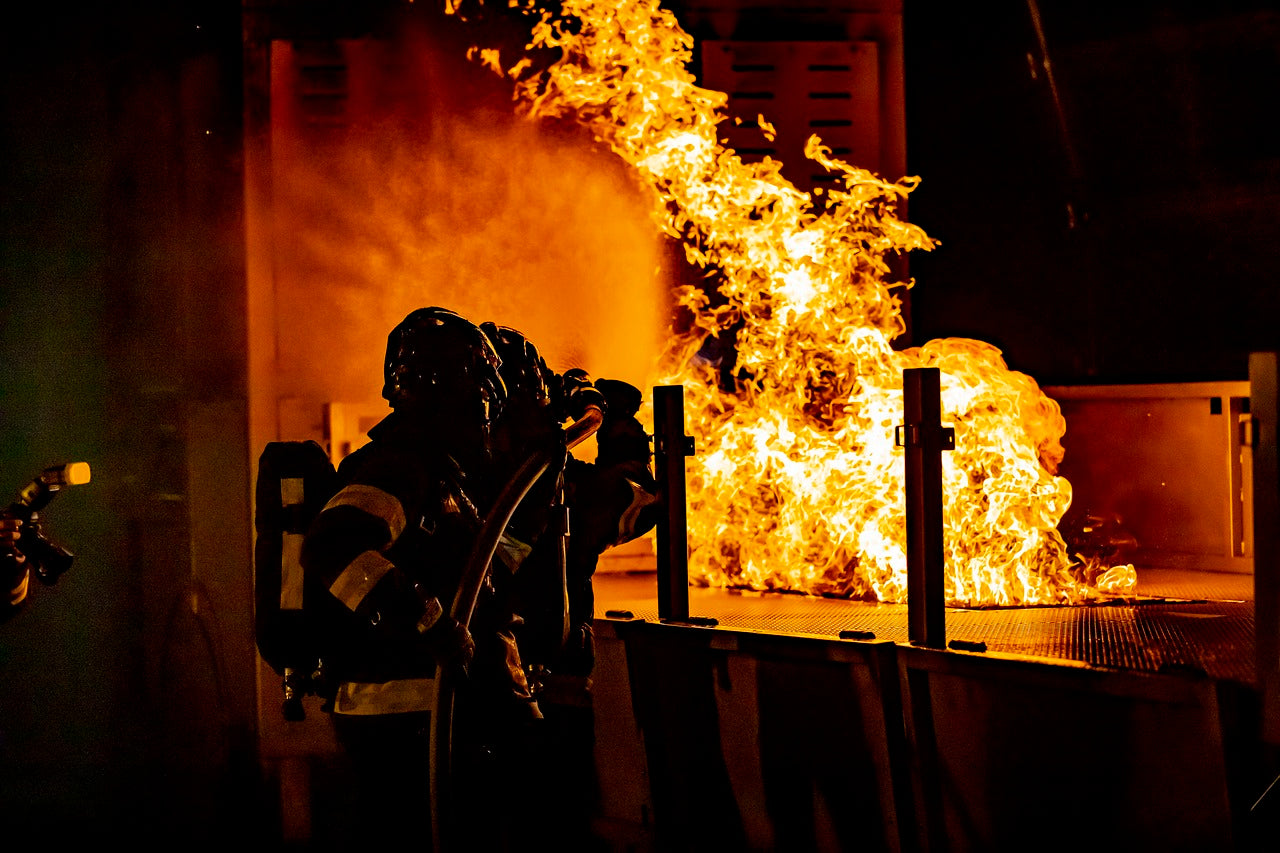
[382,307,507,427]
[479,321,551,411]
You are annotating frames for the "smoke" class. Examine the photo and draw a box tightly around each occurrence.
[268,27,668,410]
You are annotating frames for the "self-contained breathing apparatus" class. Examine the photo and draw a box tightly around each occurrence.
[254,439,338,721]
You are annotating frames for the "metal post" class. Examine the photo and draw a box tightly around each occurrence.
[654,385,693,622]
[1251,352,1280,744]
[898,367,953,649]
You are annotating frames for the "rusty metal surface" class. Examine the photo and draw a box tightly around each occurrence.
[594,567,1256,685]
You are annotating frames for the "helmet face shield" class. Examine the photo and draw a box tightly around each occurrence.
[382,307,508,429]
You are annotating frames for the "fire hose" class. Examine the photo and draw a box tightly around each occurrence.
[432,404,604,849]
[449,403,604,630]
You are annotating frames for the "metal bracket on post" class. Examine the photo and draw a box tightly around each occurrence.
[654,385,696,623]
[1251,352,1280,745]
[898,367,954,650]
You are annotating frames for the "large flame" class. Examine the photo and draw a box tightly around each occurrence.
[452,0,1136,606]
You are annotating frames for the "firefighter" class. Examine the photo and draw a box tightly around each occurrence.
[478,322,659,686]
[300,306,526,847]
[479,321,660,846]
[300,305,659,846]
[556,372,660,676]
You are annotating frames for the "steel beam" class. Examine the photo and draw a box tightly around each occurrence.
[1252,352,1280,744]
[899,368,953,649]
[654,385,694,622]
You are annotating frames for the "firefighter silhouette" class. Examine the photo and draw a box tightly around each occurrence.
[296,306,657,848]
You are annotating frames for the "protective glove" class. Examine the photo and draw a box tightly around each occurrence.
[413,586,475,680]
[0,513,22,553]
[559,622,595,677]
[559,368,607,421]
[594,378,651,467]
[3,552,29,616]
[594,378,642,418]
[425,614,475,681]
[3,515,29,617]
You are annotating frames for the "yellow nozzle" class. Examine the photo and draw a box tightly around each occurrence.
[64,462,91,486]
[47,462,91,487]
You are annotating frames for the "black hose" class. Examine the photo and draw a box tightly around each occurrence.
[450,405,604,628]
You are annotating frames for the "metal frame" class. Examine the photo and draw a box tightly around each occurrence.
[899,368,954,649]
[1251,353,1280,744]
[654,385,694,623]
[601,364,1278,849]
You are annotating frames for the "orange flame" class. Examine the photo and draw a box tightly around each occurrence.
[455,0,1136,606]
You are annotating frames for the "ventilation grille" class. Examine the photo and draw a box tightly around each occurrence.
[294,41,348,126]
[701,40,881,192]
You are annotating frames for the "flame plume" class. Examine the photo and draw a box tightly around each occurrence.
[453,0,1136,606]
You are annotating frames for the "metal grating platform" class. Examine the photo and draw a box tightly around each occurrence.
[593,567,1256,685]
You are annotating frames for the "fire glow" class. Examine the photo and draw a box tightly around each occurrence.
[453,0,1136,606]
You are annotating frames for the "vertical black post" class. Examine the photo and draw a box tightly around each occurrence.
[1252,352,1280,744]
[654,385,691,622]
[901,367,950,649]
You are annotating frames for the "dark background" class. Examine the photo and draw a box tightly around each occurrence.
[2,1,257,841]
[1,0,1277,840]
[903,0,1280,385]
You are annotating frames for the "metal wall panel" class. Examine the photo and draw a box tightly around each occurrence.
[701,40,881,193]
[1046,382,1252,572]
[597,618,908,851]
[897,645,1234,852]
